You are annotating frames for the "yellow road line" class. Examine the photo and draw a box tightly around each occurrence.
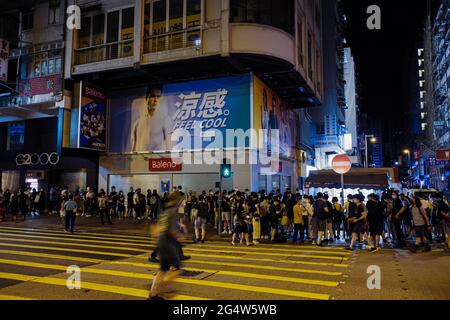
[0,235,347,261]
[0,228,152,244]
[0,226,151,241]
[0,242,133,258]
[0,261,329,300]
[0,294,36,300]
[0,249,104,264]
[191,244,351,256]
[0,230,349,256]
[103,260,339,287]
[0,249,343,277]
[183,247,348,261]
[0,271,206,300]
[136,253,349,268]
[0,235,150,253]
[0,231,153,249]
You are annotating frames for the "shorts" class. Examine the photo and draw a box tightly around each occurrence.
[350,221,365,234]
[234,224,247,234]
[270,220,278,229]
[194,217,207,229]
[222,211,231,221]
[414,225,426,238]
[158,237,181,272]
[369,220,384,236]
[317,219,327,232]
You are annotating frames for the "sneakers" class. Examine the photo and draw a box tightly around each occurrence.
[345,246,354,251]
[228,230,232,235]
[368,247,381,253]
[222,231,228,234]
[316,243,324,247]
[148,256,159,263]
[180,255,191,261]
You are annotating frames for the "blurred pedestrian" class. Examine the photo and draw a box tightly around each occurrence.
[64,194,78,233]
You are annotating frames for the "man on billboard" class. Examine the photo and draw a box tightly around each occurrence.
[131,86,174,152]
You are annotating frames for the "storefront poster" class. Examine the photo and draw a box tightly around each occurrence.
[253,75,299,159]
[108,74,251,153]
[78,82,107,151]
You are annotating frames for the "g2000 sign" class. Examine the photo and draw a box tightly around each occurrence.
[16,152,60,166]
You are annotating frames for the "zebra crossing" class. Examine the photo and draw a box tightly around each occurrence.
[0,225,353,300]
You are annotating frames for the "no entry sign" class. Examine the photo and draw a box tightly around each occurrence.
[331,154,352,174]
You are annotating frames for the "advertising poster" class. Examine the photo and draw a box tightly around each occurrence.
[253,75,299,159]
[108,74,251,153]
[0,39,9,82]
[78,82,107,151]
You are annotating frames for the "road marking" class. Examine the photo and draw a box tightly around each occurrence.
[0,229,348,255]
[0,271,206,300]
[0,231,153,249]
[104,260,339,287]
[0,235,150,253]
[191,243,351,256]
[0,234,348,261]
[0,249,343,276]
[0,226,151,241]
[0,262,330,300]
[0,228,151,244]
[0,242,134,258]
[183,247,348,261]
[0,294,35,300]
[0,249,104,264]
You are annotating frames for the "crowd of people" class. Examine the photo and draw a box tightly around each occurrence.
[0,185,449,253]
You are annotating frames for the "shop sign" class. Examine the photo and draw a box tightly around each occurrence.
[149,158,182,171]
[16,152,60,166]
[436,149,450,161]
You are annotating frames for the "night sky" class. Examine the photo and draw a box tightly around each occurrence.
[342,0,441,164]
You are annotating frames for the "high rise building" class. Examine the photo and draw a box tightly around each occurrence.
[308,0,346,170]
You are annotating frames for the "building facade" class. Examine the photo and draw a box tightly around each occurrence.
[308,0,346,170]
[59,0,324,193]
[0,0,98,193]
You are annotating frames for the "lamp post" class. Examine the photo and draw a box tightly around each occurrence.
[403,149,412,176]
[364,135,377,168]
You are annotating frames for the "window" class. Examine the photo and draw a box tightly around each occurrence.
[307,31,313,80]
[121,8,134,56]
[34,61,41,77]
[297,20,304,67]
[7,122,25,151]
[316,123,325,135]
[92,14,105,45]
[187,0,201,27]
[22,12,34,30]
[25,52,62,79]
[153,0,167,35]
[230,0,295,35]
[49,0,61,24]
[79,16,91,48]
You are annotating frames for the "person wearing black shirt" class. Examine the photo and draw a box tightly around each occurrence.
[194,196,209,243]
[108,186,118,218]
[313,193,330,247]
[391,191,406,248]
[18,188,29,221]
[126,187,134,218]
[434,194,449,251]
[117,191,125,219]
[366,194,384,252]
[221,193,232,234]
[346,194,367,250]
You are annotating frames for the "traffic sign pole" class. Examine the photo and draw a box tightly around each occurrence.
[331,154,352,206]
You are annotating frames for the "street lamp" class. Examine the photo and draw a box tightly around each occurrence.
[403,149,412,175]
[364,135,377,168]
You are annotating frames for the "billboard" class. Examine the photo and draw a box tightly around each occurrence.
[78,82,107,151]
[253,76,299,159]
[0,39,9,82]
[108,74,251,153]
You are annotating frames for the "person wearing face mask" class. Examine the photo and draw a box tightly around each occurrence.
[390,191,406,248]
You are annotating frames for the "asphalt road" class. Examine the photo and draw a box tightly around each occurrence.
[0,216,449,300]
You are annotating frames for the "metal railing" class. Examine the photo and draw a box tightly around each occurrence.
[143,27,201,54]
[74,39,134,65]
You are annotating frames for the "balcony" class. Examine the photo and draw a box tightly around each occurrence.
[143,27,201,54]
[72,39,134,75]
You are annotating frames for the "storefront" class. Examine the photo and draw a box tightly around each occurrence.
[98,73,301,193]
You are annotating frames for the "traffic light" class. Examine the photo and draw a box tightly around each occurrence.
[220,164,232,178]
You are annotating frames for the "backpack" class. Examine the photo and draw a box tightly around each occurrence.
[150,195,157,205]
